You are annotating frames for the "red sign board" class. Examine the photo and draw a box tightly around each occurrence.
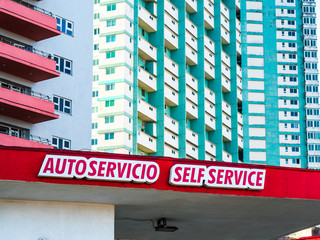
[2,146,320,200]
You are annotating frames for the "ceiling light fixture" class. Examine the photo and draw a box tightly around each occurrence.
[154,218,178,232]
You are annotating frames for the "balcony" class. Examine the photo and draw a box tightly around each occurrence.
[205,87,215,104]
[222,125,232,142]
[222,64,231,79]
[221,2,230,19]
[204,10,214,30]
[137,130,156,153]
[204,0,214,13]
[186,31,197,51]
[164,26,178,50]
[164,144,179,158]
[237,88,242,102]
[222,100,231,116]
[164,70,179,91]
[0,36,60,81]
[185,17,197,38]
[222,113,231,128]
[138,98,157,122]
[238,123,243,137]
[0,132,52,148]
[186,128,198,146]
[164,0,178,21]
[237,64,242,78]
[205,113,215,131]
[138,4,157,32]
[186,0,197,13]
[186,85,198,105]
[205,140,216,156]
[164,84,179,106]
[237,76,242,89]
[222,75,231,93]
[186,142,198,159]
[0,0,60,41]
[186,44,198,66]
[221,25,230,45]
[164,12,178,35]
[204,35,215,53]
[164,56,179,77]
[138,35,157,61]
[205,100,215,116]
[138,67,157,92]
[186,100,198,119]
[238,136,243,149]
[164,129,179,149]
[164,114,179,135]
[206,153,216,161]
[186,72,198,91]
[204,48,215,63]
[0,85,58,123]
[223,150,232,162]
[238,112,243,125]
[205,60,215,79]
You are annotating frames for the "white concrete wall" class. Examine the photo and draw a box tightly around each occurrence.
[32,0,93,150]
[0,200,114,240]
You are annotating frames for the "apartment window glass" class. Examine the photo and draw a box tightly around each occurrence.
[52,136,71,150]
[92,122,98,129]
[94,44,99,50]
[107,20,116,27]
[106,35,116,42]
[106,67,115,75]
[56,16,74,36]
[106,51,116,59]
[94,28,100,35]
[53,95,72,114]
[91,139,98,145]
[94,0,100,4]
[92,90,98,97]
[107,4,116,11]
[106,83,115,91]
[94,13,100,19]
[54,56,72,75]
[93,59,99,66]
[105,116,115,123]
[105,133,115,140]
[105,100,115,107]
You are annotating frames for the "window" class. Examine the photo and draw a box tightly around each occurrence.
[92,106,98,113]
[91,139,98,145]
[106,67,115,75]
[106,51,116,59]
[106,83,115,91]
[94,0,100,4]
[107,4,116,11]
[105,100,115,107]
[107,20,116,27]
[290,111,298,116]
[106,35,116,42]
[288,20,295,25]
[56,16,74,36]
[105,133,115,140]
[52,136,71,149]
[93,59,99,66]
[94,13,100,19]
[94,28,100,35]
[105,116,115,124]
[94,44,99,50]
[92,122,98,129]
[54,55,72,75]
[53,95,72,114]
[292,147,299,152]
[291,135,299,140]
[92,90,98,97]
[93,75,99,81]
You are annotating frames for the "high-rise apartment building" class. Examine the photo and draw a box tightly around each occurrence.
[242,0,319,168]
[0,0,93,150]
[92,0,319,169]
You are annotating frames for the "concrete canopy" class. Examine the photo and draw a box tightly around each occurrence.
[1,146,320,240]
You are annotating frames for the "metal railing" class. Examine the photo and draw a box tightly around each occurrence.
[0,35,54,59]
[0,78,51,101]
[0,131,51,145]
[10,0,54,17]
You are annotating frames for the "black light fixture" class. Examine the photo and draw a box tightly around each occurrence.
[154,218,178,232]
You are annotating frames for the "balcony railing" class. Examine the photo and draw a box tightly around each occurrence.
[0,35,54,59]
[0,78,51,101]
[11,0,54,17]
[0,124,50,145]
